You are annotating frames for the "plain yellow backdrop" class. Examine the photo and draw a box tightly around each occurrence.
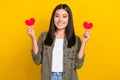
[0,0,120,80]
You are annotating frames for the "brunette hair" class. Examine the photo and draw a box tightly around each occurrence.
[44,4,76,48]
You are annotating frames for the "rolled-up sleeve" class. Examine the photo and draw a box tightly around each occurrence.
[74,36,85,69]
[31,33,44,65]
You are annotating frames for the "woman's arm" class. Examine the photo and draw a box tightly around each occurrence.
[31,38,38,54]
[27,27,38,54]
[27,27,44,65]
[78,30,90,59]
[74,30,90,69]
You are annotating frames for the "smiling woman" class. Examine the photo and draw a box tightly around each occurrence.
[0,0,120,80]
[27,4,90,80]
[54,9,68,31]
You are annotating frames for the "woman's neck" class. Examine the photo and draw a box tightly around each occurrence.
[55,30,65,39]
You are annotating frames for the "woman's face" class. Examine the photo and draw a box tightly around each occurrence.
[54,9,69,31]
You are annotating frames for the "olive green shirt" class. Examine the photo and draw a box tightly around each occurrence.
[31,32,85,80]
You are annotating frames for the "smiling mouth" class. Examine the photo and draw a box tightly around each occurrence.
[57,22,65,26]
[57,24,63,26]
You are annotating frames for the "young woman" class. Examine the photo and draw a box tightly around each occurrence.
[27,4,90,80]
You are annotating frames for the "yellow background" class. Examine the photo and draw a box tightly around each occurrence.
[0,0,120,80]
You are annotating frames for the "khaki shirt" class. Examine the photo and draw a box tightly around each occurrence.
[31,32,85,80]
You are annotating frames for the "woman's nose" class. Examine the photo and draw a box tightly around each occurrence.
[58,17,62,22]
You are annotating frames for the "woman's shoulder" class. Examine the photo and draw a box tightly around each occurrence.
[41,32,48,37]
[75,35,80,39]
[38,32,48,41]
[75,35,81,43]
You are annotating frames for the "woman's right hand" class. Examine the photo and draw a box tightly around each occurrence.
[27,26,38,54]
[27,26,36,40]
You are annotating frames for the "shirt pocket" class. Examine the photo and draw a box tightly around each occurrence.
[68,50,76,69]
[68,51,75,60]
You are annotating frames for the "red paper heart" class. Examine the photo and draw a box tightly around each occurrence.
[25,18,35,26]
[83,21,93,29]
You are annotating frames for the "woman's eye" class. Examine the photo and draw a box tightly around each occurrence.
[55,15,59,17]
[63,16,67,18]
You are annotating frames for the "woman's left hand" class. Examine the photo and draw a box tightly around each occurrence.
[82,30,90,43]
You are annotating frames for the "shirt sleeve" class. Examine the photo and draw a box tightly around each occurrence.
[31,32,45,65]
[74,36,85,69]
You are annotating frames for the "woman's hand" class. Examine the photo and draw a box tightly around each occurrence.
[78,30,90,59]
[27,26,36,40]
[82,30,90,43]
[27,26,38,54]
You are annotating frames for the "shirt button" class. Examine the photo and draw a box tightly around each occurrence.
[63,71,65,74]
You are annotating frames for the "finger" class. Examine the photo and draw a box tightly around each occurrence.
[28,26,33,30]
[29,25,34,29]
[86,33,90,39]
[86,29,90,32]
[28,27,33,32]
[84,31,90,38]
[86,30,90,35]
[83,33,88,38]
[27,30,31,35]
[27,28,31,34]
[27,28,33,35]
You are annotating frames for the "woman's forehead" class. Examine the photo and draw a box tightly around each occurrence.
[55,9,68,15]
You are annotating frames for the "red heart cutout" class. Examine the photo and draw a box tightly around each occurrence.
[25,18,35,26]
[83,21,93,29]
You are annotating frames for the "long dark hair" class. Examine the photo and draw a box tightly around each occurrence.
[44,4,76,48]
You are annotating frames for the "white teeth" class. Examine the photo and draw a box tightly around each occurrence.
[58,25,63,26]
[57,23,64,26]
